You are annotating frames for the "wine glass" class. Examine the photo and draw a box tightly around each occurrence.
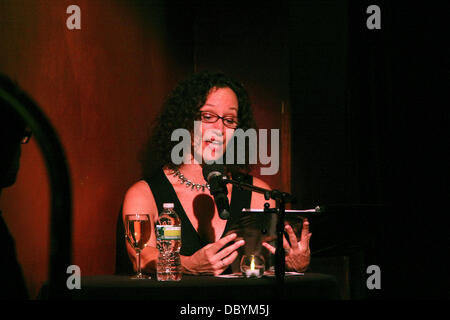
[125,213,151,279]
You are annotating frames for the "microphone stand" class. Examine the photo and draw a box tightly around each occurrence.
[222,177,296,289]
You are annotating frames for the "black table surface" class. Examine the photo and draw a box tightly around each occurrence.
[38,273,340,300]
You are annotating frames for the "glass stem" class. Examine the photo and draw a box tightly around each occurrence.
[136,250,142,276]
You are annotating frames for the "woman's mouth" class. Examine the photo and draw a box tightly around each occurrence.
[203,138,224,158]
[204,137,223,145]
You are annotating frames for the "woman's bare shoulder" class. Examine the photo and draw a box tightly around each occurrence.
[124,180,151,198]
[123,180,157,217]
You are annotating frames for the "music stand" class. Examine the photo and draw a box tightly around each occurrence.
[222,177,307,287]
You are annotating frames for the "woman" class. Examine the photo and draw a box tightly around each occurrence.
[121,71,311,275]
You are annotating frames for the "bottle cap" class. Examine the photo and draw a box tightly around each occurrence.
[163,203,174,209]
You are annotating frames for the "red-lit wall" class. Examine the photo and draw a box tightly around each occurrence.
[0,0,191,298]
[0,0,289,299]
[193,3,290,192]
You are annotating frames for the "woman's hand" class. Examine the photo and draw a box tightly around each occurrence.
[262,219,312,272]
[181,233,245,276]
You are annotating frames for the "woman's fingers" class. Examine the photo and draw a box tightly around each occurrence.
[221,250,239,267]
[215,239,245,261]
[300,219,312,246]
[208,233,237,254]
[262,220,312,273]
[212,250,240,276]
[213,239,244,275]
[262,242,275,254]
[285,224,299,249]
[262,240,290,254]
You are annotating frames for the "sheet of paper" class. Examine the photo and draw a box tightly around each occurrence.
[215,271,304,278]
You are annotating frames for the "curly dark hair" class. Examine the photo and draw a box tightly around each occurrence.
[140,70,257,178]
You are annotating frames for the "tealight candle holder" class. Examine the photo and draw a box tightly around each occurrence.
[240,254,265,278]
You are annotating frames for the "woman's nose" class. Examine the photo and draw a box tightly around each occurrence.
[211,118,225,133]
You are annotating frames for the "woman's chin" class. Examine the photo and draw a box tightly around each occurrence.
[202,153,225,164]
[201,144,225,164]
[190,151,224,165]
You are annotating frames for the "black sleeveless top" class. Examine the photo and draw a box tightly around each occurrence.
[115,169,253,274]
[144,169,253,256]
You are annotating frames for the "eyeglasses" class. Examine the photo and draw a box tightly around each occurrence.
[21,130,32,144]
[199,111,239,129]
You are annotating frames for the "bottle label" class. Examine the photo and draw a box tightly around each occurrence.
[156,225,181,240]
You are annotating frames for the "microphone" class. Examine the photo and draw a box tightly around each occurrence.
[202,164,231,220]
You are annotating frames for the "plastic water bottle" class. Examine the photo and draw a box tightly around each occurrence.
[156,203,182,281]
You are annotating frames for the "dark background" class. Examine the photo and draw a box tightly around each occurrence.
[289,0,448,298]
[1,0,448,299]
[193,0,449,298]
